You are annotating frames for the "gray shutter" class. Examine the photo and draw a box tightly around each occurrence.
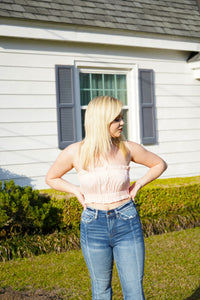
[139,69,156,145]
[55,65,77,149]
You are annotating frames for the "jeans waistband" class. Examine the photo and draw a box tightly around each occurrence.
[86,199,134,216]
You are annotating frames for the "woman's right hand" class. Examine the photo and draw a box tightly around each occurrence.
[129,181,142,200]
[74,187,86,210]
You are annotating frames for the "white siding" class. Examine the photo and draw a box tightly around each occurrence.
[0,38,200,189]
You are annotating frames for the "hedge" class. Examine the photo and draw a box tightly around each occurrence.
[62,184,200,238]
[136,184,200,236]
[0,180,199,261]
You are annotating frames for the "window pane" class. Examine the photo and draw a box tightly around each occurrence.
[117,74,126,89]
[80,90,91,105]
[104,74,115,89]
[122,109,128,139]
[80,73,90,89]
[81,109,86,137]
[92,90,104,98]
[117,90,127,105]
[92,74,103,89]
[104,89,116,98]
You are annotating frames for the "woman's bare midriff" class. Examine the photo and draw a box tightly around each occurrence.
[86,197,132,211]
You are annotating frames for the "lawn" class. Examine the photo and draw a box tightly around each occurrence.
[0,227,199,300]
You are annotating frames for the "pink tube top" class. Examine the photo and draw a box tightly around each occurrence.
[78,165,130,204]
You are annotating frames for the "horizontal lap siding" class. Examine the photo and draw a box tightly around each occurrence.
[0,136,57,151]
[0,44,65,188]
[0,108,56,122]
[0,148,60,165]
[159,129,200,142]
[0,81,55,94]
[157,107,200,119]
[0,95,56,108]
[0,39,200,188]
[0,122,57,136]
[146,64,200,179]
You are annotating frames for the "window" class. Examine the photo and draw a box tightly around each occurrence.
[55,65,156,149]
[79,72,128,138]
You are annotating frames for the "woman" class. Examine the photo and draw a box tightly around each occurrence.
[46,96,167,299]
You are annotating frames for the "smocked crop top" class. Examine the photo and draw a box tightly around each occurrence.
[78,165,130,204]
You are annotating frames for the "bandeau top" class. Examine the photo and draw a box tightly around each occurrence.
[78,165,130,204]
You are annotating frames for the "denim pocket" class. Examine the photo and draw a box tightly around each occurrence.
[118,203,138,220]
[81,209,95,224]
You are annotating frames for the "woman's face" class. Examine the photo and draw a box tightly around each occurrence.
[109,112,124,138]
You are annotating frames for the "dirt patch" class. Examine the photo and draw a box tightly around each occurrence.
[0,287,65,300]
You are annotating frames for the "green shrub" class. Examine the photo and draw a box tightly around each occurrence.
[136,184,200,236]
[0,179,199,261]
[0,180,63,236]
[60,183,200,238]
[63,197,82,236]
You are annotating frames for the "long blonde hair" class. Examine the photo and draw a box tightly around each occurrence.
[81,96,129,169]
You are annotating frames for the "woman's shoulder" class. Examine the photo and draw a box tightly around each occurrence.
[118,140,140,164]
[124,140,146,156]
[61,141,83,159]
[124,140,140,150]
[65,141,82,152]
[61,142,83,169]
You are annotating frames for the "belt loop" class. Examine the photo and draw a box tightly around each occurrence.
[114,208,118,218]
[95,209,98,219]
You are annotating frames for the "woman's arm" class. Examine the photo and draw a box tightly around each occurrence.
[45,142,86,209]
[126,141,168,199]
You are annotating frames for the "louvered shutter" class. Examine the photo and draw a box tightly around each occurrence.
[139,69,156,145]
[55,65,77,149]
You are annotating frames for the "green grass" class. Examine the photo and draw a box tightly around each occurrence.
[0,227,199,299]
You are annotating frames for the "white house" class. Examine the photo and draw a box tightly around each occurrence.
[0,0,200,189]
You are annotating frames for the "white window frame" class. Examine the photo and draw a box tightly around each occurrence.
[74,60,140,143]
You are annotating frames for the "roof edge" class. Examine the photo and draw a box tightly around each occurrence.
[1,17,200,52]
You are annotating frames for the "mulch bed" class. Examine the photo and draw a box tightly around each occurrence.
[0,287,65,300]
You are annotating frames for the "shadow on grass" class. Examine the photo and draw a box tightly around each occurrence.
[184,286,200,300]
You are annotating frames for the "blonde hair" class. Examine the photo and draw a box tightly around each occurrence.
[81,96,129,169]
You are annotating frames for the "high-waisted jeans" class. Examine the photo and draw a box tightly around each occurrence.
[80,200,145,300]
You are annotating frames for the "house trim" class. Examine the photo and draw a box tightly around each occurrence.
[1,19,200,52]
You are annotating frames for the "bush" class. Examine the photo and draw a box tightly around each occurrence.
[0,180,63,236]
[0,179,199,261]
[136,184,200,236]
[60,183,200,238]
[63,197,82,236]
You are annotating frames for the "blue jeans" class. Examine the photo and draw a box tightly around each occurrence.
[80,200,145,300]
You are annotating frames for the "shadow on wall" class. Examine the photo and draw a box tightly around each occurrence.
[0,168,32,187]
[184,286,200,300]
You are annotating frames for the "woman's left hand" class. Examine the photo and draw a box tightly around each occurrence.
[129,182,142,200]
